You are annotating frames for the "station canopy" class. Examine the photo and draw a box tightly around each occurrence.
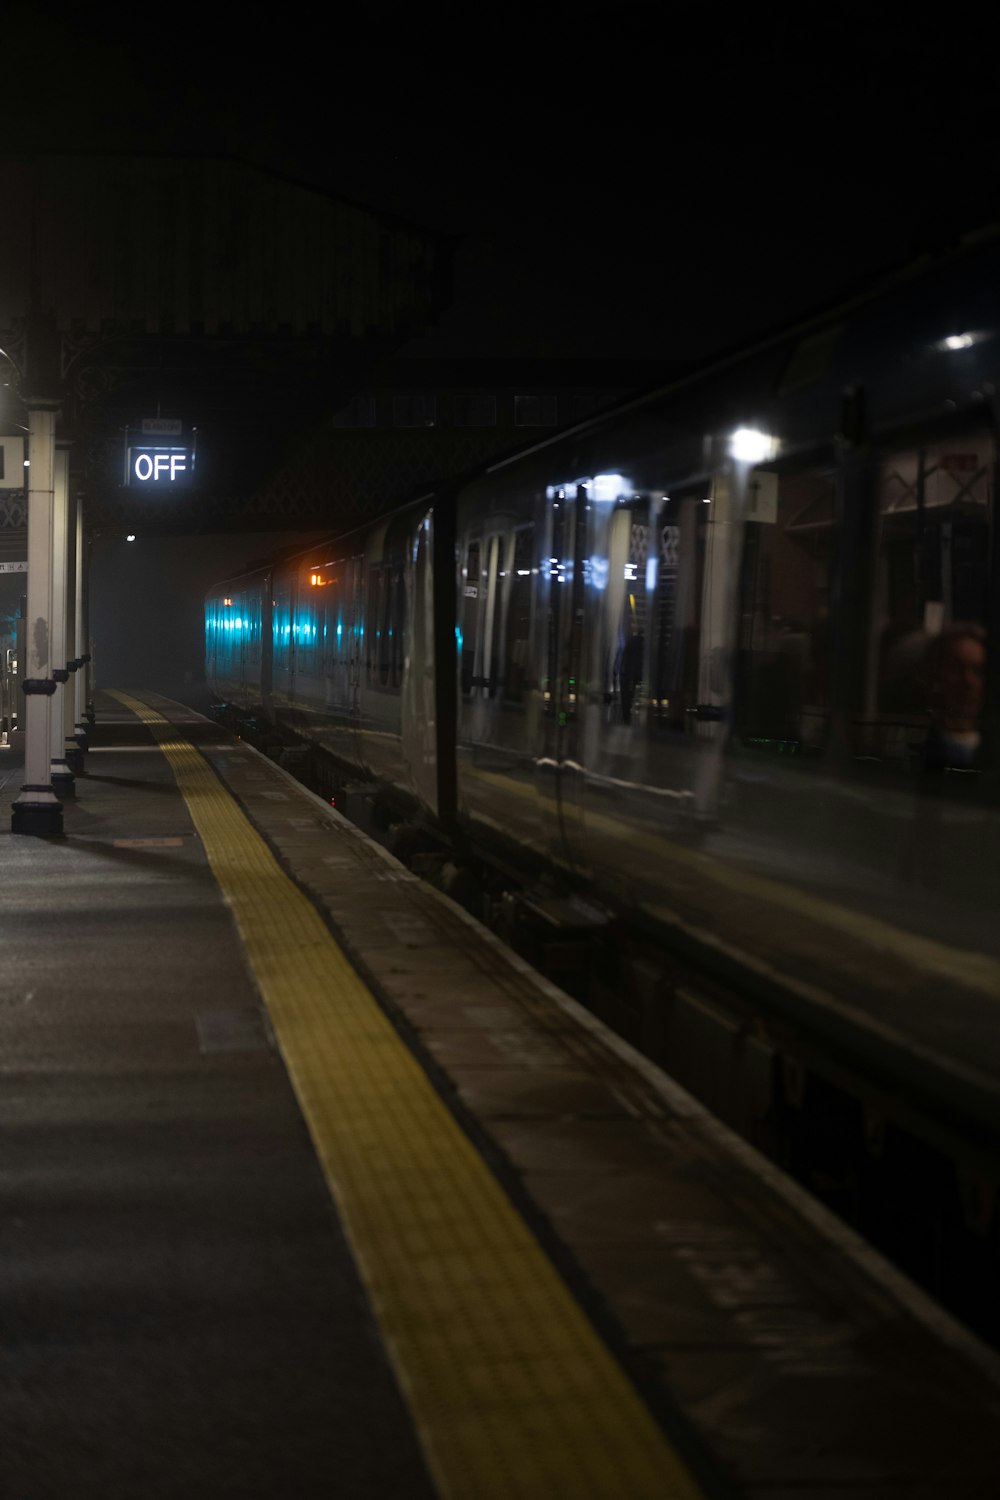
[0,154,454,535]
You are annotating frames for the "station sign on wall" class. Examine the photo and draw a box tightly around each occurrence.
[125,419,196,488]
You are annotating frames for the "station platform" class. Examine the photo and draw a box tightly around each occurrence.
[2,690,1000,1500]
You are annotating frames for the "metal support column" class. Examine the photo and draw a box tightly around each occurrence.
[49,444,74,798]
[64,486,84,771]
[11,401,63,836]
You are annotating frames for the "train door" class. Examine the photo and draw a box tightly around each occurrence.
[260,572,273,712]
[272,578,293,707]
[540,482,589,868]
[402,509,438,814]
[460,531,506,750]
[541,484,587,756]
[482,534,506,702]
[344,554,360,728]
[238,586,249,694]
[459,537,483,698]
[598,499,652,736]
[641,484,718,818]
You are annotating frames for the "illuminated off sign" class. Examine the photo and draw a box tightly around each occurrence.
[126,446,192,486]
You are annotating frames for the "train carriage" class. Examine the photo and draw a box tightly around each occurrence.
[208,226,1000,965]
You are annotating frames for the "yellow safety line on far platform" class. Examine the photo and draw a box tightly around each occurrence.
[109,692,702,1500]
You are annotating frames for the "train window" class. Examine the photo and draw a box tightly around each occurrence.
[379,569,391,687]
[366,565,382,682]
[461,541,481,695]
[273,586,292,690]
[863,429,993,769]
[296,588,317,676]
[373,563,403,689]
[601,505,650,725]
[735,466,837,751]
[390,565,405,689]
[503,528,534,702]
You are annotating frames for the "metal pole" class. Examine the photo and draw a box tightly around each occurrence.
[73,495,90,748]
[11,401,62,836]
[83,529,95,725]
[49,445,74,797]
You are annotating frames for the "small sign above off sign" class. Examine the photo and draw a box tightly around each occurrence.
[141,418,183,435]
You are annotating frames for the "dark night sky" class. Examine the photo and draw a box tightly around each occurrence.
[7,6,998,363]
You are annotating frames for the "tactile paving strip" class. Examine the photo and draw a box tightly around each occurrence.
[110,692,703,1500]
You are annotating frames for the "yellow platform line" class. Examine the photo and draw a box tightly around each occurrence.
[110,692,703,1500]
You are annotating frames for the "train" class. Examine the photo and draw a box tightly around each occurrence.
[206,229,1000,1333]
[206,226,1000,1112]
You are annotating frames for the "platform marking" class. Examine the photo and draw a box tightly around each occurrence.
[110,692,703,1500]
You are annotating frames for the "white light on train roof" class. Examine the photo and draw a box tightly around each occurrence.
[729,428,776,463]
[126,534,136,542]
[592,473,628,501]
[945,334,974,350]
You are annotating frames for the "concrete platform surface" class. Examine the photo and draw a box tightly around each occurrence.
[0,700,435,1500]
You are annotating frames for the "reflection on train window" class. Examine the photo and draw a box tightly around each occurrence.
[503,527,533,702]
[649,489,709,731]
[735,465,837,751]
[461,540,481,695]
[603,504,649,725]
[863,429,993,768]
[487,536,506,697]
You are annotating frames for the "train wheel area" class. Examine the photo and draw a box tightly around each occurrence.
[3,688,1000,1499]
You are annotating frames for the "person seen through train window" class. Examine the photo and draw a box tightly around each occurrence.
[922,623,986,772]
